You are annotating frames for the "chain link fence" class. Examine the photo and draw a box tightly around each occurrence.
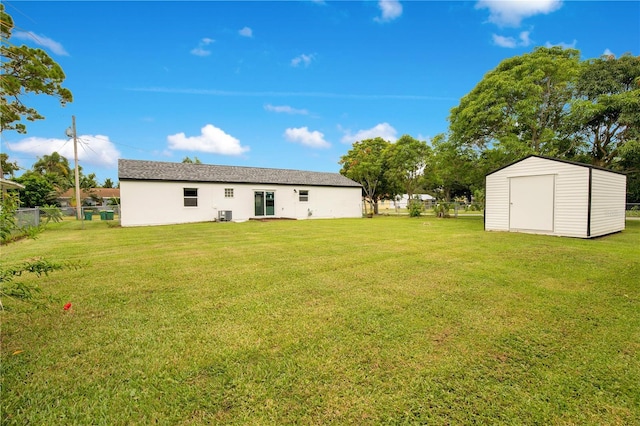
[15,207,41,228]
[13,205,121,225]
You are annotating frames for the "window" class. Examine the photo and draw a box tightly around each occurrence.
[299,190,309,202]
[224,188,234,198]
[184,188,198,207]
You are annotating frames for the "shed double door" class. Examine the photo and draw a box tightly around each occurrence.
[509,175,555,232]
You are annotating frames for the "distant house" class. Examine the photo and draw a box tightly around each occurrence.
[485,155,626,238]
[379,194,435,210]
[58,188,120,208]
[118,159,363,227]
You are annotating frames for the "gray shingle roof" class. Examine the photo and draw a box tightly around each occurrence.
[118,159,361,188]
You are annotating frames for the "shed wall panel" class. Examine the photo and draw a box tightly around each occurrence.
[485,173,510,231]
[552,167,589,238]
[590,170,626,237]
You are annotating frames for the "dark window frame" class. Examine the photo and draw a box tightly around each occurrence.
[184,188,198,207]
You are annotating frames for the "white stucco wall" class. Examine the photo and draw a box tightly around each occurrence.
[486,156,591,237]
[120,180,362,227]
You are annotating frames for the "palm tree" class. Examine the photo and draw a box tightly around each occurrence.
[33,152,71,177]
[32,152,73,191]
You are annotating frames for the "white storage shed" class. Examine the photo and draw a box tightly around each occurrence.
[485,155,626,238]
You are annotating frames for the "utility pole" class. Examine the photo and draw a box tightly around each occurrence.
[72,115,82,220]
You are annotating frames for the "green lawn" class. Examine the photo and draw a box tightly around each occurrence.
[2,217,639,424]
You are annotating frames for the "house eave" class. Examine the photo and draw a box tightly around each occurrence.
[118,177,361,189]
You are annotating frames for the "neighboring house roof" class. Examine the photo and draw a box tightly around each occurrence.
[0,178,25,191]
[59,188,120,199]
[118,159,362,188]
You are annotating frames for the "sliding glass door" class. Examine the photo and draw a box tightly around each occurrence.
[254,191,275,216]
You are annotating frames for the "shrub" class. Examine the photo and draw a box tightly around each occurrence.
[408,199,423,217]
[433,202,451,218]
[0,258,63,309]
[41,205,63,224]
[0,258,82,309]
[0,192,19,244]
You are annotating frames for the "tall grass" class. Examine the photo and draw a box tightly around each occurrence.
[2,217,639,424]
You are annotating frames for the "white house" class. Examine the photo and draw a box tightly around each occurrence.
[118,159,363,227]
[396,194,435,209]
[379,194,435,210]
[485,155,626,238]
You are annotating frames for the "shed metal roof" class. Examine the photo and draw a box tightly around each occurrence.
[118,159,362,188]
[486,154,627,177]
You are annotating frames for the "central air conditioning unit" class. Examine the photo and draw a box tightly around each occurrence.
[218,210,232,222]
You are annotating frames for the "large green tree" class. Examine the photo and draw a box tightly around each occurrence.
[80,172,99,189]
[182,156,202,164]
[570,54,640,167]
[1,153,19,178]
[33,152,71,177]
[14,172,57,207]
[0,4,73,133]
[384,135,431,200]
[618,139,640,203]
[32,152,72,191]
[447,47,640,201]
[449,47,580,160]
[427,134,479,201]
[339,137,394,214]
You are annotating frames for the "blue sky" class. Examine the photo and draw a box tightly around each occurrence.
[3,0,639,183]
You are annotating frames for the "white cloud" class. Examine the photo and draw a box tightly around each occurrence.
[13,31,69,56]
[375,0,403,23]
[284,127,330,149]
[476,0,562,27]
[291,53,315,67]
[264,104,309,115]
[545,39,577,49]
[340,122,398,144]
[493,34,517,48]
[190,48,210,57]
[167,124,249,155]
[190,38,215,56]
[6,135,120,167]
[493,31,532,48]
[239,27,253,38]
[519,31,532,46]
[602,48,615,57]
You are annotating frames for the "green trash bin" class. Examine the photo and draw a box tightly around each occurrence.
[100,211,107,220]
[84,211,93,221]
[106,210,114,220]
